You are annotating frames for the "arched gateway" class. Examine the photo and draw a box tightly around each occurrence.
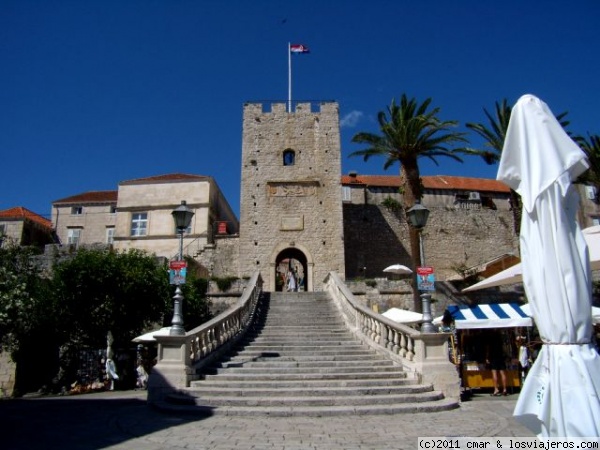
[274,246,310,292]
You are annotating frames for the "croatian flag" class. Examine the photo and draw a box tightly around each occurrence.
[290,44,310,53]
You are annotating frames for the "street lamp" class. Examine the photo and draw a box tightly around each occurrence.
[170,200,194,336]
[406,200,436,333]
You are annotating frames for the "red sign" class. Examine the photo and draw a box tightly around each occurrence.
[169,261,187,270]
[417,266,434,275]
[217,221,227,234]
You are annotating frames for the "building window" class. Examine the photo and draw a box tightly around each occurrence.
[342,186,352,202]
[67,228,81,246]
[106,227,115,244]
[71,206,83,215]
[110,205,117,214]
[586,185,598,201]
[283,149,295,166]
[131,213,148,236]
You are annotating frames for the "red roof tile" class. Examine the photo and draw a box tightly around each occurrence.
[341,174,510,193]
[53,190,118,205]
[0,207,52,230]
[120,173,210,185]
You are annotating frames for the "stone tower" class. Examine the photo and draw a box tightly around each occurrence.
[239,102,345,291]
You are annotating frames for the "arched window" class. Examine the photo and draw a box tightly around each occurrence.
[283,149,295,166]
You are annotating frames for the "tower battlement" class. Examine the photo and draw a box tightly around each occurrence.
[243,101,338,115]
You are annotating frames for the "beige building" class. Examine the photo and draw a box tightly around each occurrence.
[0,206,54,249]
[51,174,239,261]
[576,184,600,228]
[52,191,118,247]
[113,173,238,259]
[341,173,512,210]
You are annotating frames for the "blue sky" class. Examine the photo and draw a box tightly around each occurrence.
[2,1,599,219]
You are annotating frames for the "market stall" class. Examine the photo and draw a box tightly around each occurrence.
[444,303,533,391]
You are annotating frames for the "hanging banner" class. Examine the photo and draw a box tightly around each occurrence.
[417,266,435,291]
[169,261,187,285]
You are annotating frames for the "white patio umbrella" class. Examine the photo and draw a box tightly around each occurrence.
[383,264,413,275]
[381,307,423,324]
[132,327,172,343]
[520,303,600,325]
[498,94,600,437]
[462,225,600,292]
[461,263,523,292]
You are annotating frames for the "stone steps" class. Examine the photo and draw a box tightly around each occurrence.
[159,291,458,416]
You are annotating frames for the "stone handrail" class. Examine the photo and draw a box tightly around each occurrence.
[324,271,460,400]
[188,271,263,370]
[148,271,263,404]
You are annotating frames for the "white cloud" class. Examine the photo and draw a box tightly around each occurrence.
[340,110,364,128]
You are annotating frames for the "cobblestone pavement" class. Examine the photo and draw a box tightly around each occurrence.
[0,390,534,450]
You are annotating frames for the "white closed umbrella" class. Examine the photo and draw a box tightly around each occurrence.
[383,264,413,275]
[498,94,600,437]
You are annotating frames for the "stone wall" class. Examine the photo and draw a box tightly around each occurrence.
[344,203,519,282]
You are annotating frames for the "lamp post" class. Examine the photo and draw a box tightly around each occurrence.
[170,200,194,336]
[406,200,436,333]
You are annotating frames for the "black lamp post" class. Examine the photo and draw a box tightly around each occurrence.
[406,200,436,333]
[170,200,194,336]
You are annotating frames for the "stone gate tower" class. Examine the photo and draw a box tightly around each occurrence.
[239,102,345,291]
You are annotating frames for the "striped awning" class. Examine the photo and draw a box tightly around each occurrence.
[447,303,533,329]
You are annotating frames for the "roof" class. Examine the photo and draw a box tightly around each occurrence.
[341,174,511,193]
[0,206,52,230]
[53,190,118,205]
[445,303,533,329]
[120,173,210,186]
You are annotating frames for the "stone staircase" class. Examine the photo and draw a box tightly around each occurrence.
[165,291,458,416]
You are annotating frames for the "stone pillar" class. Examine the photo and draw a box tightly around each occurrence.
[412,332,461,401]
[147,335,191,404]
[0,351,16,398]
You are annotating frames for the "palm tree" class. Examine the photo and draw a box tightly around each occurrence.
[350,94,471,311]
[575,134,600,187]
[466,99,570,235]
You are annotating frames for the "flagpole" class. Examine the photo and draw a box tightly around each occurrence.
[288,42,292,113]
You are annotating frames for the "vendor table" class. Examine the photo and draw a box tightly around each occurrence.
[461,362,521,389]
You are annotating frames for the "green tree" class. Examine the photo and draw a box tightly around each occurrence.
[350,94,471,311]
[51,248,172,350]
[0,244,58,394]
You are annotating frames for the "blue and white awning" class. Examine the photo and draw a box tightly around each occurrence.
[447,303,532,329]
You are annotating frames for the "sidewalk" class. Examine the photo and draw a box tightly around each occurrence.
[0,390,534,450]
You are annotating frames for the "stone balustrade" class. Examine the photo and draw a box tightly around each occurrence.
[147,271,263,404]
[148,271,459,404]
[324,271,460,401]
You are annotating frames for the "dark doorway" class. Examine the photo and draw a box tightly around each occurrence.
[275,248,307,292]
